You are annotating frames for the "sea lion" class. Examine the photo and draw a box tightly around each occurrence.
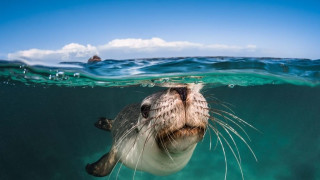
[86,84,209,176]
[86,84,256,178]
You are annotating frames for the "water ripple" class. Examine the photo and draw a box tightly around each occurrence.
[1,57,319,87]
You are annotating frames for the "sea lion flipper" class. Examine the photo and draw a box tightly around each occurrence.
[86,147,118,177]
[95,117,113,131]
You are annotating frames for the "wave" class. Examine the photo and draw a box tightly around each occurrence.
[1,57,320,87]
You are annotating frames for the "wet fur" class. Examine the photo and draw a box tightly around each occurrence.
[86,84,257,179]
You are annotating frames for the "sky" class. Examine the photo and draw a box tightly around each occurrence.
[0,0,320,63]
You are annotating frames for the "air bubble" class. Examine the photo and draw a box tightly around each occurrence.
[73,73,80,77]
[56,71,64,77]
[228,84,235,88]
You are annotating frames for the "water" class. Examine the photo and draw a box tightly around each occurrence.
[1,57,320,87]
[0,57,320,180]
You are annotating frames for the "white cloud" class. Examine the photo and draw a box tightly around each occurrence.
[99,37,202,50]
[8,37,258,64]
[8,43,98,63]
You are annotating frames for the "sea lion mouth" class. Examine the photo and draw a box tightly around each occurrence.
[166,125,205,140]
[156,125,205,152]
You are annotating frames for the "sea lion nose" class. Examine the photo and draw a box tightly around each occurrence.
[171,87,187,102]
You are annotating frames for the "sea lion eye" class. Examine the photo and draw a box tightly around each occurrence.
[141,104,151,118]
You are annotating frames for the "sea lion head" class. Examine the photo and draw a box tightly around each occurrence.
[139,84,209,153]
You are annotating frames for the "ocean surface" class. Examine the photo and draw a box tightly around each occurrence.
[0,57,319,180]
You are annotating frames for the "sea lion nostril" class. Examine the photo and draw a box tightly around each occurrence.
[171,87,187,102]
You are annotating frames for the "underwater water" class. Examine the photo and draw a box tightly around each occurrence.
[0,57,320,180]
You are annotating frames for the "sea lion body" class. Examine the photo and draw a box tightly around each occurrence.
[86,84,209,176]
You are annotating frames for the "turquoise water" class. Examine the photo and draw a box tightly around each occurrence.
[0,57,320,179]
[1,57,320,87]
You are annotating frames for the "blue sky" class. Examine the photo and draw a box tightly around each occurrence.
[0,0,320,63]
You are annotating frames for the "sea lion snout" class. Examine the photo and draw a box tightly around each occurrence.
[150,86,209,153]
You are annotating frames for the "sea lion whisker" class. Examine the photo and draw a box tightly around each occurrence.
[124,123,158,177]
[201,89,210,94]
[131,122,159,180]
[159,135,175,163]
[207,99,235,109]
[114,119,153,177]
[115,118,153,149]
[166,130,178,147]
[208,122,220,151]
[220,124,242,164]
[115,120,145,146]
[207,98,236,114]
[133,143,144,180]
[209,102,236,116]
[162,137,175,163]
[169,131,179,144]
[214,118,245,143]
[107,163,117,180]
[130,121,157,150]
[209,111,252,141]
[211,109,247,127]
[219,103,235,114]
[201,126,207,141]
[133,128,156,180]
[166,134,177,150]
[107,125,143,178]
[143,131,154,149]
[216,128,244,180]
[206,125,212,150]
[115,127,136,148]
[214,119,258,162]
[206,96,235,107]
[115,131,139,169]
[138,119,169,149]
[213,109,259,132]
[107,143,133,178]
[210,108,257,136]
[142,129,156,158]
[214,119,249,148]
[210,113,251,142]
[115,163,123,180]
[209,123,246,180]
[215,118,251,141]
[209,124,228,180]
[115,124,140,149]
[137,119,163,139]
